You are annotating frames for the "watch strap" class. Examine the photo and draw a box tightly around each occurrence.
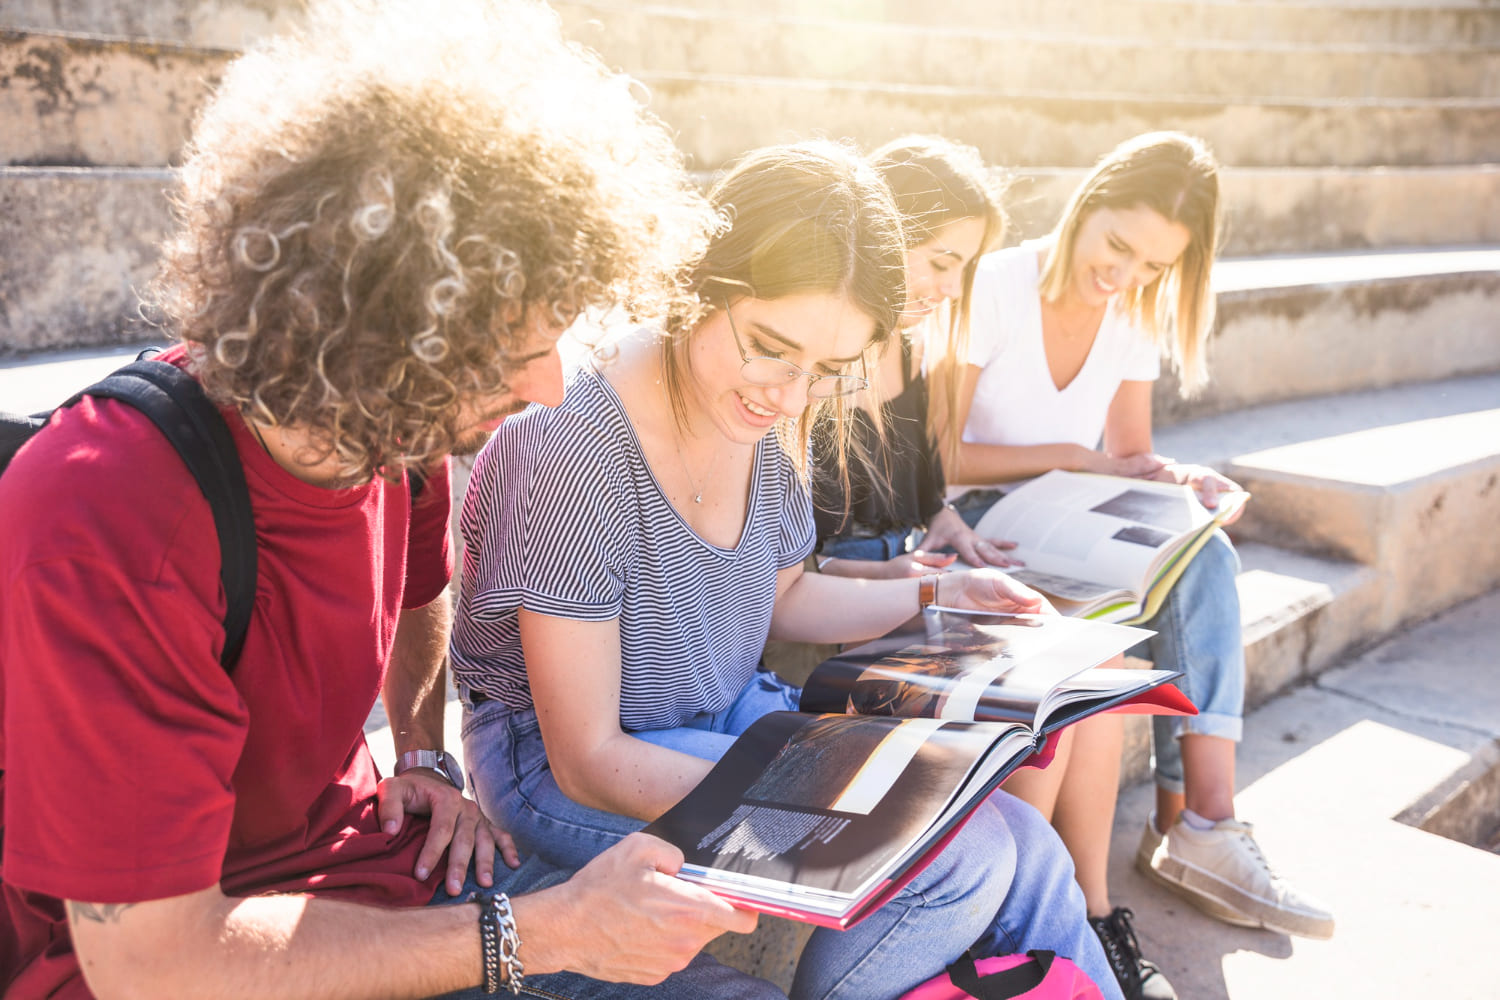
[396,749,463,790]
[919,574,940,611]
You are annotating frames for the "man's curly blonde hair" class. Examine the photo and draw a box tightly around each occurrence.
[153,0,716,480]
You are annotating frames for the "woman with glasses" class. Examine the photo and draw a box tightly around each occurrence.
[450,140,1127,1000]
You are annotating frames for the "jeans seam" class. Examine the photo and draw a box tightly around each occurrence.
[814,898,927,1000]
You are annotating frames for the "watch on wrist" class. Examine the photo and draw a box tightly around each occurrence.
[395,749,465,791]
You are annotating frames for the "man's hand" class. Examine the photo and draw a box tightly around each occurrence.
[939,567,1048,615]
[519,833,758,984]
[376,770,519,896]
[916,505,1022,570]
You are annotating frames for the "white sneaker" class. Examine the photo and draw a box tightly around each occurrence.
[1138,815,1335,939]
[1135,811,1165,874]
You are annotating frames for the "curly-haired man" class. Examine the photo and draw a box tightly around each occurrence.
[0,2,777,997]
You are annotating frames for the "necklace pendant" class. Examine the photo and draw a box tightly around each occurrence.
[694,493,703,504]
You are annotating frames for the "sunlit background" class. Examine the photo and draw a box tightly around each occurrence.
[2,1,1498,996]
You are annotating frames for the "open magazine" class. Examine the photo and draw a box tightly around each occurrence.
[970,470,1248,623]
[642,610,1195,928]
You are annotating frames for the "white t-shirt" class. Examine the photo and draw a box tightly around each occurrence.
[958,240,1160,459]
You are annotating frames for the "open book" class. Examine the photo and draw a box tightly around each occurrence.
[642,610,1194,928]
[970,470,1248,623]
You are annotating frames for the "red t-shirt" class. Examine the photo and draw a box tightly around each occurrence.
[0,350,454,997]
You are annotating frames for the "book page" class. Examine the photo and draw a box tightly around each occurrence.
[643,711,1012,913]
[800,611,1151,726]
[1035,665,1185,728]
[972,471,1213,595]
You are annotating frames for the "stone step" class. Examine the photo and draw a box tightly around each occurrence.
[0,30,227,167]
[7,170,1492,397]
[630,72,1500,170]
[1008,166,1500,255]
[9,0,1500,49]
[555,2,1500,101]
[1110,588,1500,998]
[1116,541,1379,787]
[1154,247,1500,424]
[0,0,299,49]
[568,0,1500,47]
[10,27,1500,171]
[0,167,172,355]
[0,167,171,354]
[1155,373,1500,634]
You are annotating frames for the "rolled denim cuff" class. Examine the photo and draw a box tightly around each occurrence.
[1174,709,1243,744]
[1152,710,1243,792]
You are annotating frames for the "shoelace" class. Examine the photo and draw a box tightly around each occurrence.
[1230,826,1291,890]
[1092,909,1144,994]
[1108,908,1146,965]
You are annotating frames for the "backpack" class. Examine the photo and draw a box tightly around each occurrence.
[900,950,1106,1000]
[0,353,257,669]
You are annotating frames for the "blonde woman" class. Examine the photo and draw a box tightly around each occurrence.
[943,133,1335,956]
[811,135,1177,1000]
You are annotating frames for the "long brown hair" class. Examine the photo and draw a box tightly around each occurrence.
[869,135,1008,472]
[660,140,908,480]
[1038,131,1221,394]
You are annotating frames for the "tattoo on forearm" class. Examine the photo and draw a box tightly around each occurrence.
[68,901,136,924]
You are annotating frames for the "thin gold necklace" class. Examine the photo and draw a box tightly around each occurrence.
[672,430,709,504]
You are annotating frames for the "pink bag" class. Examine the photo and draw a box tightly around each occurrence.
[900,950,1105,1000]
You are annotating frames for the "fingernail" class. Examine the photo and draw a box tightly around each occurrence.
[416,865,430,879]
[384,820,400,834]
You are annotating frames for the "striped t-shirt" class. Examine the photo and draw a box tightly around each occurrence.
[450,364,816,732]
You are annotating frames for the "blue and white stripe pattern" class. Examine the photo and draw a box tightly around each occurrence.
[451,365,815,732]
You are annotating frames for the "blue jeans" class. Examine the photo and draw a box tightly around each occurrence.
[463,670,804,871]
[951,488,1247,792]
[425,854,781,999]
[1135,531,1245,793]
[462,671,1124,1000]
[820,527,920,562]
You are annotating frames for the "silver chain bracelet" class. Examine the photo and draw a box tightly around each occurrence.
[493,893,524,995]
[477,891,524,995]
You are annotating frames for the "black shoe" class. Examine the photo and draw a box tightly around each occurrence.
[1088,907,1177,1000]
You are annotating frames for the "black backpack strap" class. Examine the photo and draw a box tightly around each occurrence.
[946,950,1055,999]
[75,360,257,670]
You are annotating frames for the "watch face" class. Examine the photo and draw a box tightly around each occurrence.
[438,753,466,793]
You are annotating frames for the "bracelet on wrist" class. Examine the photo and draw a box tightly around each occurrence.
[919,574,940,612]
[477,891,524,995]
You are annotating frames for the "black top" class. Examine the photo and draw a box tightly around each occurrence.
[812,340,946,545]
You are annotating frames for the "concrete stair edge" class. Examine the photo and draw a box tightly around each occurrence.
[12,28,1500,170]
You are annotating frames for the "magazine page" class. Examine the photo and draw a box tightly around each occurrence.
[642,710,1027,920]
[1033,665,1196,730]
[972,470,1214,594]
[799,611,1152,726]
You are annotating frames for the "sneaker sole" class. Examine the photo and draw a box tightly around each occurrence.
[1145,852,1335,940]
[1135,835,1162,875]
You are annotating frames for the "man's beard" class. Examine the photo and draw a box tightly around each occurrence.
[451,426,499,457]
[450,402,530,456]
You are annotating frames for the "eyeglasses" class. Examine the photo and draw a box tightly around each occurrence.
[722,301,869,399]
